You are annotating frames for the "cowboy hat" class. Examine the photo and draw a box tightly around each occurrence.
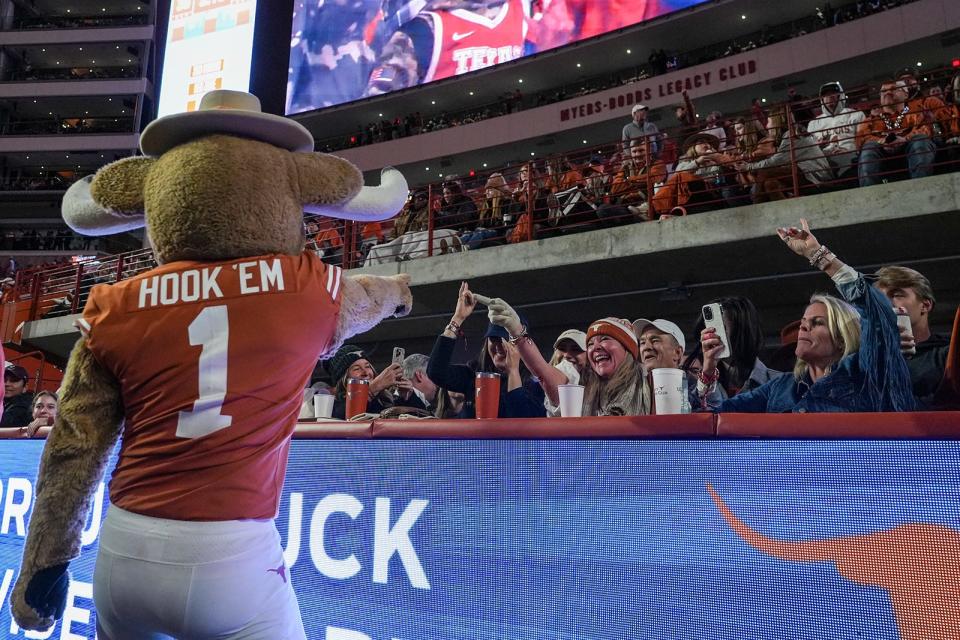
[682,132,720,153]
[140,90,314,157]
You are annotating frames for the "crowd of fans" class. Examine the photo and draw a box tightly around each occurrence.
[317,0,918,152]
[308,218,955,420]
[293,56,960,420]
[311,64,960,269]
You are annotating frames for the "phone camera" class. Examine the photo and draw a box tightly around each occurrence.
[703,307,713,320]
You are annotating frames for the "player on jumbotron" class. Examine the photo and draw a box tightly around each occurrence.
[365,0,529,94]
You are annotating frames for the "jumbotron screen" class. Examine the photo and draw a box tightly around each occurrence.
[286,0,708,114]
[3,437,959,638]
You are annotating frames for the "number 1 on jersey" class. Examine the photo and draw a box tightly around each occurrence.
[176,305,233,439]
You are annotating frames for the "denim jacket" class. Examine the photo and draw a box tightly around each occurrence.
[701,268,916,413]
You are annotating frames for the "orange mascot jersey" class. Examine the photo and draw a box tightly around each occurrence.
[80,251,342,521]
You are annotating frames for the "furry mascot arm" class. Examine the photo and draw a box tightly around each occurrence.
[10,338,124,631]
[327,273,413,356]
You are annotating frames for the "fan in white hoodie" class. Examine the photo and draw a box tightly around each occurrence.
[807,81,865,176]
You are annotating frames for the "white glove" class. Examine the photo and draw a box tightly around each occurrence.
[474,294,523,336]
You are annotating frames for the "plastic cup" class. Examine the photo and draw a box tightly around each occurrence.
[345,378,370,419]
[651,368,686,415]
[557,384,584,417]
[313,393,335,419]
[474,372,501,419]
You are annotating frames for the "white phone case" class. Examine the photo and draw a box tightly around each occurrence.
[702,303,731,360]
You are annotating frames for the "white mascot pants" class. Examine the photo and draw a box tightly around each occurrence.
[93,505,306,640]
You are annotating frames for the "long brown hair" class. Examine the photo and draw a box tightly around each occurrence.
[334,361,393,405]
[735,117,764,158]
[580,352,649,415]
[479,173,511,226]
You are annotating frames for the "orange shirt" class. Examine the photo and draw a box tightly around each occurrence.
[907,95,953,132]
[81,252,342,521]
[315,228,343,248]
[361,222,385,243]
[855,109,932,150]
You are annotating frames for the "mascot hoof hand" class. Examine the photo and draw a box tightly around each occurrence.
[24,563,70,621]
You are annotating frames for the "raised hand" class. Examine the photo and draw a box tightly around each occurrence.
[700,327,726,377]
[776,217,821,260]
[452,281,477,324]
[370,363,403,395]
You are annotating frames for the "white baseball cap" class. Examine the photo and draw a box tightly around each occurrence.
[632,318,685,351]
[631,104,649,114]
[553,329,587,351]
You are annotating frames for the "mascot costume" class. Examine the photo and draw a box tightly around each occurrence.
[9,89,413,639]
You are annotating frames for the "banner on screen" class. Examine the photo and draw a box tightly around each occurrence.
[286,0,709,114]
[2,438,959,638]
[157,0,259,118]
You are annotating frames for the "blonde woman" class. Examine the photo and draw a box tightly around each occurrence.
[697,219,914,412]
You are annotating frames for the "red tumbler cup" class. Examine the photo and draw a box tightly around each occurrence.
[346,378,370,419]
[474,372,500,419]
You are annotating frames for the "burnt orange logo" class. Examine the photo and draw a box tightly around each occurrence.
[707,484,960,639]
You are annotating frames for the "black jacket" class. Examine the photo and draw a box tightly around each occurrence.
[427,335,546,419]
[1,392,34,428]
[909,333,949,408]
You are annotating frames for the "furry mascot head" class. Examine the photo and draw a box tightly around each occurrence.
[10,90,413,632]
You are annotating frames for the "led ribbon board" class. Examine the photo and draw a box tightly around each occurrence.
[2,438,959,638]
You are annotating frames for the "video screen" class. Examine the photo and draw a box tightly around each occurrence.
[3,438,959,638]
[286,0,708,114]
[157,0,259,118]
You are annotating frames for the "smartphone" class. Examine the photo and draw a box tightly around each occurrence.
[702,303,731,360]
[392,347,405,367]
